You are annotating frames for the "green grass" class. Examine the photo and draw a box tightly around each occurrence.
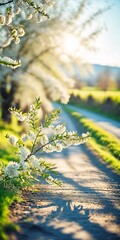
[66,107,120,173]
[0,118,21,240]
[69,89,120,121]
[69,89,120,104]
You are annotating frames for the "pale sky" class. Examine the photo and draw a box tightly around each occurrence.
[85,0,120,67]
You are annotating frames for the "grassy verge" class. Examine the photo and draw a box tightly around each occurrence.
[0,118,21,240]
[66,107,120,173]
[69,89,120,121]
[70,102,120,122]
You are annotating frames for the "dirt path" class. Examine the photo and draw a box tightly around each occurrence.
[8,108,120,240]
[67,104,120,139]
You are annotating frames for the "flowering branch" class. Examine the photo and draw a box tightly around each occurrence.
[0,98,90,192]
[0,56,21,69]
[0,0,55,68]
[25,137,59,162]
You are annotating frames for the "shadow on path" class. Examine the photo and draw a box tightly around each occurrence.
[14,186,120,240]
[9,108,120,240]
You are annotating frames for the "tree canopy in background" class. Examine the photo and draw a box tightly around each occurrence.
[0,0,108,121]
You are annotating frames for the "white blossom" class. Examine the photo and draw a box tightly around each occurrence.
[14,7,21,15]
[15,37,20,44]
[63,138,71,147]
[28,155,40,169]
[53,124,66,135]
[20,161,29,171]
[19,147,30,161]
[36,15,43,23]
[54,143,63,152]
[0,56,21,69]
[11,29,18,38]
[82,132,90,138]
[26,13,33,20]
[13,112,26,121]
[43,144,54,153]
[6,14,13,25]
[40,134,48,145]
[0,15,6,25]
[0,97,90,190]
[61,94,70,104]
[18,27,25,37]
[8,135,18,146]
[5,162,20,178]
[21,134,28,142]
[45,0,55,7]
[28,131,36,141]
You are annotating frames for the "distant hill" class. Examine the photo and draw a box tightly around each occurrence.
[92,64,120,78]
[76,64,120,85]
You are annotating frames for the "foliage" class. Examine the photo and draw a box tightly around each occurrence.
[96,70,117,91]
[69,89,120,120]
[0,0,109,115]
[0,186,20,240]
[0,2,92,238]
[70,89,120,104]
[0,0,54,68]
[0,116,22,240]
[0,98,90,192]
[66,108,120,173]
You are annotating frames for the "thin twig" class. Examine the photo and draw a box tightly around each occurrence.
[25,138,56,162]
[31,128,42,154]
[0,0,13,6]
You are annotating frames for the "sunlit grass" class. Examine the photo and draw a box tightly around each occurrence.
[87,138,120,173]
[0,117,21,240]
[69,89,120,120]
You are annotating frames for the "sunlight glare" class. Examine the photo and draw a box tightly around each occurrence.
[62,34,79,55]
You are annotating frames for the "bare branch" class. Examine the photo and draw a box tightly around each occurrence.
[0,0,13,6]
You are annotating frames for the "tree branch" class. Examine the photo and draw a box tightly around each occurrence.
[25,138,56,162]
[0,0,13,6]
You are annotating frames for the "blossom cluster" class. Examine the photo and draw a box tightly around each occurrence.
[0,56,21,69]
[0,0,55,68]
[15,66,73,114]
[0,98,90,191]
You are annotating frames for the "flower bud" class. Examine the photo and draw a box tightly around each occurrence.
[18,27,25,37]
[6,14,13,25]
[14,7,21,15]
[15,37,20,44]
[26,14,33,20]
[0,15,6,25]
[8,135,18,146]
[2,38,12,48]
[36,15,43,23]
[11,29,18,38]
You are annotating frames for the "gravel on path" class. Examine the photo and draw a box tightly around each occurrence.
[8,106,120,240]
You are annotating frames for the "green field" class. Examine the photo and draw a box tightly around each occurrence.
[69,89,120,120]
[70,89,120,104]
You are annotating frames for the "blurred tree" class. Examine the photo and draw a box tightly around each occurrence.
[116,72,120,90]
[96,70,117,91]
[0,0,55,121]
[0,0,109,122]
